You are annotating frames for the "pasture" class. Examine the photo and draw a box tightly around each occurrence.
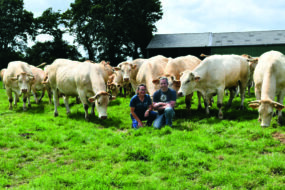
[0,81,284,189]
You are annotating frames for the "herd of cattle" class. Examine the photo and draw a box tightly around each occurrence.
[0,50,285,127]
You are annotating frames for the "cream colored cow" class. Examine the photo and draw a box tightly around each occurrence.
[3,61,34,110]
[46,59,114,121]
[0,68,6,89]
[136,55,170,96]
[249,51,285,127]
[153,55,202,109]
[178,55,250,119]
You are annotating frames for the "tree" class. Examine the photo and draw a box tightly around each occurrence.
[25,8,82,66]
[64,0,162,65]
[0,0,34,69]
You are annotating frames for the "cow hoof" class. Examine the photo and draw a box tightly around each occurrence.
[197,105,202,110]
[9,107,13,110]
[23,107,27,111]
[238,106,244,110]
[28,104,31,108]
[66,111,70,115]
[54,113,58,117]
[85,117,90,122]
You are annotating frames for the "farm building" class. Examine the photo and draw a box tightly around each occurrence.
[146,30,285,58]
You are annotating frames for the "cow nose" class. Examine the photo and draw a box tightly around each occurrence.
[22,89,28,93]
[124,78,129,82]
[178,92,183,97]
[100,116,107,120]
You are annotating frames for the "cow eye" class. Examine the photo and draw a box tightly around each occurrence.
[98,101,101,105]
[186,80,190,83]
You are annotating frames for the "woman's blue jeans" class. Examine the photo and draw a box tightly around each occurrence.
[153,107,175,129]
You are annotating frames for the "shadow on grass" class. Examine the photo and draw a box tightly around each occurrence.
[65,111,123,127]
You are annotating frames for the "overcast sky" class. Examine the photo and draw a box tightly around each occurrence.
[24,0,285,55]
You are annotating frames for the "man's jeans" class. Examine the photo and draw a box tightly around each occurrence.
[153,107,175,129]
[131,111,157,129]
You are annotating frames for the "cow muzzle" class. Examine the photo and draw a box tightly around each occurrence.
[21,89,28,93]
[123,78,129,82]
[178,92,184,97]
[100,116,107,120]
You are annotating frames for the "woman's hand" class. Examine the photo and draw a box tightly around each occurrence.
[144,110,150,117]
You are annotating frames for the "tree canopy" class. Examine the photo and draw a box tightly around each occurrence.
[0,0,163,69]
[65,0,163,65]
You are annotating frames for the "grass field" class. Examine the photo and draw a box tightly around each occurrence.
[0,81,284,189]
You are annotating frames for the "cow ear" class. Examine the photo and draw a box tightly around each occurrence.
[173,80,181,87]
[248,100,261,109]
[131,64,137,69]
[190,72,200,81]
[152,79,160,85]
[88,97,96,103]
[114,67,120,71]
[272,101,285,111]
[10,76,18,81]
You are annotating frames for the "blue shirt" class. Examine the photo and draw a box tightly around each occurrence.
[130,94,152,120]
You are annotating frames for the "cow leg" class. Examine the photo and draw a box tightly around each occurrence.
[32,89,38,104]
[277,92,285,125]
[203,96,210,115]
[38,88,46,103]
[22,94,28,111]
[47,88,52,104]
[53,89,59,117]
[84,104,89,122]
[63,96,70,115]
[90,102,95,116]
[217,89,224,119]
[185,93,193,110]
[197,92,202,110]
[6,88,13,110]
[239,82,247,110]
[226,88,236,108]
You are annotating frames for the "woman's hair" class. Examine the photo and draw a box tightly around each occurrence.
[136,84,147,95]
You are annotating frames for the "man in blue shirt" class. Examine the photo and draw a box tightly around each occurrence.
[153,77,176,128]
[130,84,157,129]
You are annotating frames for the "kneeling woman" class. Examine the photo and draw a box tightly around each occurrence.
[130,84,157,129]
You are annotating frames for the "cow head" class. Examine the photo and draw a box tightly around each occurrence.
[177,71,200,97]
[115,62,136,82]
[10,72,34,94]
[88,91,115,119]
[249,99,285,127]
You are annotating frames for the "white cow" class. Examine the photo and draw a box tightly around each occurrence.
[0,68,6,89]
[46,59,114,121]
[178,55,250,119]
[3,61,34,110]
[136,55,170,96]
[153,55,202,109]
[249,50,285,127]
[115,58,146,93]
[29,65,46,104]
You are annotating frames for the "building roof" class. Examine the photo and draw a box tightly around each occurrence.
[147,30,285,49]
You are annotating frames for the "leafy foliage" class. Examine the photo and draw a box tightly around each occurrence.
[0,0,34,69]
[65,0,163,65]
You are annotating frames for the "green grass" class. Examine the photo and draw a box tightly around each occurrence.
[0,81,284,189]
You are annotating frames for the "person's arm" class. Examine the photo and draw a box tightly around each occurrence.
[130,107,143,127]
[144,104,153,117]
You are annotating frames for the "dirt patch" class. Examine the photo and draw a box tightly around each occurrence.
[272,132,285,144]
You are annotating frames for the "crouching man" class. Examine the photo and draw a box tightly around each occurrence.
[153,77,176,129]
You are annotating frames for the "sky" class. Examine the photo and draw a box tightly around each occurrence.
[23,0,285,55]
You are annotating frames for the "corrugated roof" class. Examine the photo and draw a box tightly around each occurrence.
[146,33,210,49]
[147,30,285,49]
